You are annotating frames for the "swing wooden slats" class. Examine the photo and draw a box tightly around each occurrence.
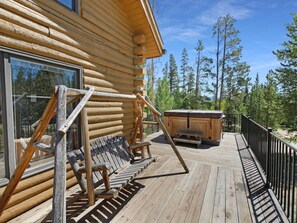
[67,135,155,199]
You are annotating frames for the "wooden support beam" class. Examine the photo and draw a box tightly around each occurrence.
[133,56,146,65]
[133,46,146,56]
[134,68,146,76]
[66,88,137,101]
[133,34,146,45]
[155,116,189,173]
[0,91,57,216]
[131,103,142,145]
[52,85,67,223]
[136,93,161,116]
[81,108,95,205]
[137,94,189,173]
[58,88,94,135]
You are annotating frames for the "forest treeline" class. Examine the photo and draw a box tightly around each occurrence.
[145,13,297,136]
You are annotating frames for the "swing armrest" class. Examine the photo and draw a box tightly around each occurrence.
[129,141,151,150]
[78,162,111,173]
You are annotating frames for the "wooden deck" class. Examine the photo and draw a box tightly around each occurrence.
[8,132,286,223]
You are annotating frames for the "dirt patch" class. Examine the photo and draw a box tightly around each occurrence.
[275,129,297,147]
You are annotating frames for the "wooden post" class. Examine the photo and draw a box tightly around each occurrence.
[81,108,95,205]
[136,93,161,116]
[0,91,57,216]
[52,85,67,223]
[131,104,142,145]
[58,87,94,135]
[155,116,189,173]
[137,94,189,173]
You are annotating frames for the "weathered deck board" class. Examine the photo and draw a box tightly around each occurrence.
[9,132,258,223]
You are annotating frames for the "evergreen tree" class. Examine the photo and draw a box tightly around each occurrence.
[168,54,179,93]
[180,48,189,91]
[212,14,249,110]
[224,62,250,114]
[155,76,174,114]
[162,62,169,80]
[145,61,153,100]
[264,71,280,128]
[247,74,266,124]
[273,13,297,131]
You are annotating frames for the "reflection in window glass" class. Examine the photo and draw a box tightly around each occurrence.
[11,58,79,167]
[58,0,75,10]
[0,85,5,178]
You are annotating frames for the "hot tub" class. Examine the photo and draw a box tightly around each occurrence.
[164,110,223,145]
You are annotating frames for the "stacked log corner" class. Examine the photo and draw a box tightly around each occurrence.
[132,33,147,142]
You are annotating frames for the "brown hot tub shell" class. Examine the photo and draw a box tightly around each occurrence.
[164,110,223,145]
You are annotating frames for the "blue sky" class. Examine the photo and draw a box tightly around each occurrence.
[152,0,297,83]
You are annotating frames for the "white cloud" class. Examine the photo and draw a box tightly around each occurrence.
[198,0,253,25]
[161,26,206,42]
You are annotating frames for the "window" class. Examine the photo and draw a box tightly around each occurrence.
[57,0,78,12]
[0,48,81,182]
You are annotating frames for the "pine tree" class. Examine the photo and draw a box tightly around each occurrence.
[155,76,174,114]
[212,14,249,110]
[247,74,266,124]
[273,13,297,131]
[168,54,179,93]
[180,48,189,92]
[264,71,280,128]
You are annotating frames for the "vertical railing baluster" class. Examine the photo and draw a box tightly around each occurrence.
[284,145,288,212]
[291,151,295,222]
[281,143,284,206]
[287,148,292,217]
[277,139,281,199]
[266,128,272,187]
[272,136,275,190]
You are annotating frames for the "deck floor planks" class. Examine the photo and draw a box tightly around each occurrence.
[110,157,179,222]
[170,163,206,223]
[198,165,219,223]
[129,162,192,223]
[225,169,238,223]
[156,161,200,222]
[233,170,253,223]
[212,166,226,223]
[9,132,258,223]
[142,162,195,223]
[184,163,211,222]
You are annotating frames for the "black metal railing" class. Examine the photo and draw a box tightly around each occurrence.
[241,115,297,222]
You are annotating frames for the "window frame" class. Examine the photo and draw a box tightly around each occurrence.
[0,47,82,186]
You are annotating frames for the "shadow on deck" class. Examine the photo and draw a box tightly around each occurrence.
[41,182,145,223]
[235,134,288,223]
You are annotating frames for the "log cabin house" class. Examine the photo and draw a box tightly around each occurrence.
[0,0,163,221]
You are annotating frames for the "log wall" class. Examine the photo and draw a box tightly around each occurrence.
[0,0,149,221]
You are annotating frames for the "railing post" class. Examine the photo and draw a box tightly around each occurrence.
[266,127,272,188]
[246,116,250,148]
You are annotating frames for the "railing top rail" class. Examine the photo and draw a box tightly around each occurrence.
[271,132,297,152]
[242,115,267,132]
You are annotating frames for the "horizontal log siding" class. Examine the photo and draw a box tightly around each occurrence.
[0,0,147,221]
[0,165,76,222]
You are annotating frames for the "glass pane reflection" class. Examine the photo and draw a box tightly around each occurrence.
[11,58,79,167]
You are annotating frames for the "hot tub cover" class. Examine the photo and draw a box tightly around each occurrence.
[164,110,223,119]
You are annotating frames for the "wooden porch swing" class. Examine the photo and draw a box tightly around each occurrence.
[0,85,189,223]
